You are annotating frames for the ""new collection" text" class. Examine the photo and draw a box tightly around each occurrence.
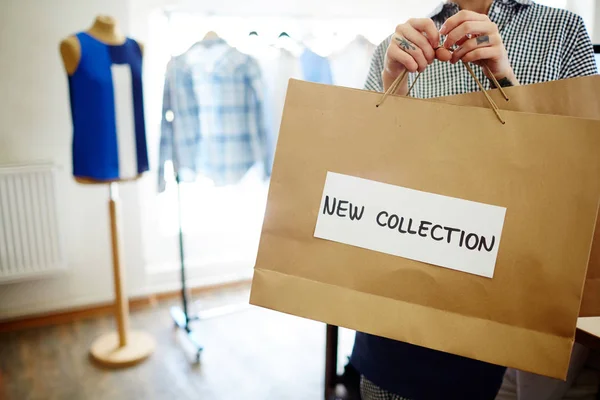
[322,196,496,253]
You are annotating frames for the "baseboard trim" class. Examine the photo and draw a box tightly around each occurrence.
[0,279,251,333]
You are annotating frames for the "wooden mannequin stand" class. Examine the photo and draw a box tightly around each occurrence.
[60,15,155,368]
[89,183,155,368]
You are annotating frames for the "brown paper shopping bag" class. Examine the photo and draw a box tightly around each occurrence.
[433,75,600,317]
[250,78,600,379]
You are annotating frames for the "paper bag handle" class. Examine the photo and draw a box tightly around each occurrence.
[376,61,508,125]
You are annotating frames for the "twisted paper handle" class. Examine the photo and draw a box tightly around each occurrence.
[377,61,509,125]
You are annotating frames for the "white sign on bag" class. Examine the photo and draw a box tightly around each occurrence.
[314,172,507,278]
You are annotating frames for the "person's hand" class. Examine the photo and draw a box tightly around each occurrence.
[383,19,452,94]
[440,10,518,86]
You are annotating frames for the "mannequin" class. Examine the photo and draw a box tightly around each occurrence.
[60,15,145,184]
[59,15,154,368]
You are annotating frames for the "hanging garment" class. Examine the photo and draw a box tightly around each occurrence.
[300,48,333,85]
[329,36,376,89]
[257,48,303,168]
[158,38,269,192]
[67,32,149,181]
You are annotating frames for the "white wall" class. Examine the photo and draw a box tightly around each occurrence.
[567,0,595,38]
[0,0,149,319]
[594,0,600,42]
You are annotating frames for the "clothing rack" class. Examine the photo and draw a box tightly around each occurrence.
[168,174,204,362]
[165,9,204,362]
[163,10,252,362]
[157,8,384,51]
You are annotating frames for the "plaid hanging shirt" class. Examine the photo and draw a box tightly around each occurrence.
[364,0,598,98]
[158,39,269,192]
[353,1,597,399]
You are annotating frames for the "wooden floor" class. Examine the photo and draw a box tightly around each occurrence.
[0,285,355,400]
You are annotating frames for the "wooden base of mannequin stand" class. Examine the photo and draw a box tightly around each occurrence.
[90,330,156,368]
[88,183,155,369]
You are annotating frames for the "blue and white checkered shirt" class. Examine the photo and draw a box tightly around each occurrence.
[158,39,269,192]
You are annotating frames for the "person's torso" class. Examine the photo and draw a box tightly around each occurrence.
[373,0,587,99]
[351,2,591,398]
[351,332,506,399]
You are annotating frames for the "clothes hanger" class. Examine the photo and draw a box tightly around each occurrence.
[278,32,305,46]
[277,32,304,56]
[203,30,220,40]
[191,30,224,50]
[242,31,264,56]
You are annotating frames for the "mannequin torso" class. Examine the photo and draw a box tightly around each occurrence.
[60,15,133,75]
[59,15,145,184]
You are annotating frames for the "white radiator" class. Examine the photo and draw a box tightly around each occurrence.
[0,164,65,283]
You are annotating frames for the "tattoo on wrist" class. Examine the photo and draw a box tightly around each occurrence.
[476,35,490,45]
[490,77,514,88]
[395,36,416,51]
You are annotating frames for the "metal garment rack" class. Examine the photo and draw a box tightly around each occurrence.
[168,173,204,362]
[163,9,203,362]
[168,165,248,362]
[164,10,250,362]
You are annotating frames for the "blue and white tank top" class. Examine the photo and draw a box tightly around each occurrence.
[67,32,149,181]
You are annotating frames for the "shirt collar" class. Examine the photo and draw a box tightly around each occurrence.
[429,0,534,20]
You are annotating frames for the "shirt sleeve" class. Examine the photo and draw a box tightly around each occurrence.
[158,59,175,193]
[157,58,200,192]
[560,15,598,79]
[363,38,390,92]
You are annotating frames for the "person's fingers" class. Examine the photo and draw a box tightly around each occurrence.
[399,26,435,64]
[407,18,440,49]
[455,34,472,48]
[386,42,419,74]
[383,17,442,81]
[403,28,436,64]
[451,34,496,63]
[461,47,500,64]
[439,10,488,37]
[435,47,453,62]
[392,34,428,72]
[443,20,497,49]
